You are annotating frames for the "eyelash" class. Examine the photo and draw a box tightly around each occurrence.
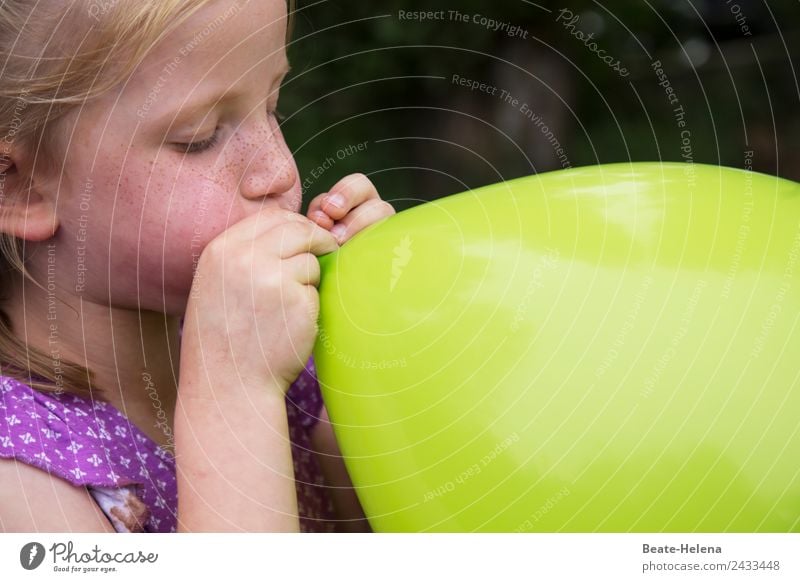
[177,108,285,155]
[179,132,219,154]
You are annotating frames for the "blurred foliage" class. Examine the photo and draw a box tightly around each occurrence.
[282,1,800,211]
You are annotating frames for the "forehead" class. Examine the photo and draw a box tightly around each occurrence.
[128,0,288,98]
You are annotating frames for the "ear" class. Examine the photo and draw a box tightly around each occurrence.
[0,149,59,242]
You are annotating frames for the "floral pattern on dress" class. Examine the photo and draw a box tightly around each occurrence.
[0,356,335,532]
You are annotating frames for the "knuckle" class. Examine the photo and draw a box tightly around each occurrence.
[230,250,256,276]
[282,216,313,237]
[376,199,395,214]
[256,266,284,289]
[353,173,374,191]
[299,253,320,275]
[263,207,301,226]
[285,220,317,244]
[305,260,321,282]
[250,275,290,305]
[287,281,315,309]
[340,172,370,192]
[301,286,320,312]
[283,210,307,223]
[269,221,302,248]
[199,236,227,265]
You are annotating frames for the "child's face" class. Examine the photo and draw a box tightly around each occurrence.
[51,0,298,314]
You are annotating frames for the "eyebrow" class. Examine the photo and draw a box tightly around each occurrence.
[153,61,292,128]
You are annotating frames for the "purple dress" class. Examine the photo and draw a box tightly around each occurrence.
[0,356,335,532]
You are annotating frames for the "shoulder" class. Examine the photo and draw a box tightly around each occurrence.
[1,375,175,532]
[0,375,68,469]
[0,457,116,532]
[0,375,138,488]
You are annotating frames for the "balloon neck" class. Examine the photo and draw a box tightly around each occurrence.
[317,250,335,276]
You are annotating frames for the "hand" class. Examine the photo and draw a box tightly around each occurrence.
[182,208,339,392]
[306,173,395,244]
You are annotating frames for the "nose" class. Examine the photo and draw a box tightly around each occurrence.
[239,114,298,201]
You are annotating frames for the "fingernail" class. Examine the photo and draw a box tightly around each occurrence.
[326,194,345,209]
[331,224,346,240]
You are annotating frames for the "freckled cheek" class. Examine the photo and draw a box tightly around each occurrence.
[154,180,244,257]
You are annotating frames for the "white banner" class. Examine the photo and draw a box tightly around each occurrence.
[1,533,798,581]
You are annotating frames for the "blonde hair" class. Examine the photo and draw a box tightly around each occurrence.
[0,0,296,396]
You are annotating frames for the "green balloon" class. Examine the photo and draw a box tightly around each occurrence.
[312,162,800,532]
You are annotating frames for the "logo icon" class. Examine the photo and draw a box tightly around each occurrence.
[20,542,46,570]
[390,235,413,292]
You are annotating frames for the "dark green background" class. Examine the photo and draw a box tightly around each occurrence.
[282,1,799,212]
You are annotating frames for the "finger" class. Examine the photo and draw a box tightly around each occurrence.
[224,206,310,245]
[306,202,335,230]
[268,220,340,259]
[283,252,321,287]
[308,209,334,230]
[318,173,379,221]
[329,199,395,245]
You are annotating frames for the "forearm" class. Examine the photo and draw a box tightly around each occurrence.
[175,357,299,532]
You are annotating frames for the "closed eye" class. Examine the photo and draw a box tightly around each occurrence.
[175,129,219,154]
[174,105,284,154]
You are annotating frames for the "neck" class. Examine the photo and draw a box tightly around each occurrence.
[1,266,180,451]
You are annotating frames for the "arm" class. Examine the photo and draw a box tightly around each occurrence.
[175,328,299,532]
[0,458,116,532]
[309,406,371,532]
[174,207,338,532]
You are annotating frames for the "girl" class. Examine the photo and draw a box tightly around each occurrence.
[0,0,394,532]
